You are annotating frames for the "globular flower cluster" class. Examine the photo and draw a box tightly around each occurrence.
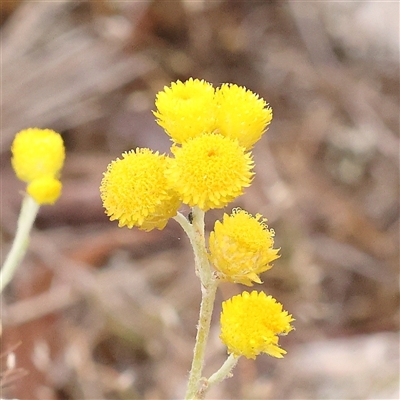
[220,291,294,359]
[214,83,272,150]
[100,149,181,231]
[165,134,254,211]
[153,79,217,143]
[11,128,65,204]
[209,208,280,286]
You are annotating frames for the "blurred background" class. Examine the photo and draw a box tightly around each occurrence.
[1,1,399,399]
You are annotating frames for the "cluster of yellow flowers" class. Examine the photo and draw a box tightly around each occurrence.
[11,128,65,205]
[100,78,271,227]
[6,79,293,398]
[2,128,65,293]
[100,78,294,363]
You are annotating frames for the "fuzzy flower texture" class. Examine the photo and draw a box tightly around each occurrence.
[101,78,273,228]
[100,149,181,231]
[11,128,65,205]
[220,291,294,359]
[209,209,280,286]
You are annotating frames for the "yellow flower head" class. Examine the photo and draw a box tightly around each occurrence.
[214,84,273,150]
[165,134,254,211]
[11,128,65,182]
[220,291,294,359]
[100,149,181,231]
[153,78,217,144]
[27,177,62,205]
[209,209,280,286]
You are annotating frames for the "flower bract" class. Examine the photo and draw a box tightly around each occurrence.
[27,177,62,205]
[220,291,294,359]
[209,209,280,286]
[100,149,181,231]
[154,78,217,144]
[214,83,272,150]
[165,134,254,211]
[11,128,65,182]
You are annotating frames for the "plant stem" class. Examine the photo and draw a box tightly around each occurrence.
[174,207,219,400]
[207,354,239,388]
[1,195,40,293]
[173,207,210,284]
[193,354,239,400]
[185,278,218,400]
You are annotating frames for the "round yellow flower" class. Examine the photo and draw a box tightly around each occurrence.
[11,128,65,182]
[153,78,217,144]
[100,149,181,231]
[165,134,254,211]
[27,177,62,205]
[209,209,280,286]
[214,84,273,150]
[220,291,294,360]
